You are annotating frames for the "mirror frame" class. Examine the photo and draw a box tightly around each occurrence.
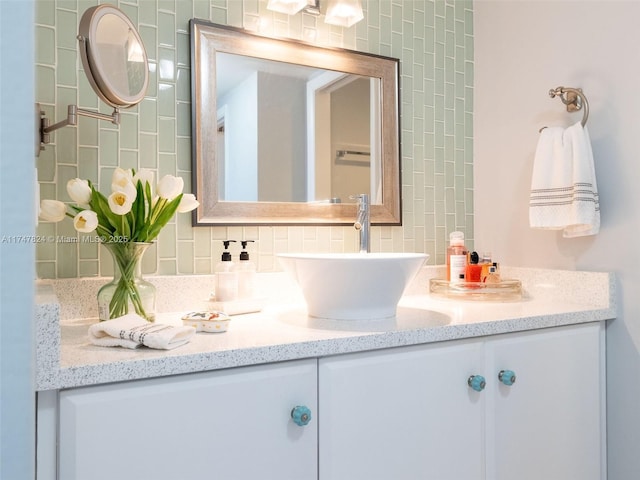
[78,5,149,108]
[190,19,401,226]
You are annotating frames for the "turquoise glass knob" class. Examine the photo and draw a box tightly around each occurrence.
[499,370,516,386]
[468,375,486,392]
[291,405,312,426]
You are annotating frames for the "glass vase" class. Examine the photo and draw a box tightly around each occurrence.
[97,242,156,322]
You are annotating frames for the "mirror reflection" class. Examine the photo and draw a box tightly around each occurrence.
[216,53,378,204]
[93,13,148,101]
[190,20,400,225]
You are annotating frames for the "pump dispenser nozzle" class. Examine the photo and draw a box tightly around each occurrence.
[221,240,236,261]
[239,240,255,261]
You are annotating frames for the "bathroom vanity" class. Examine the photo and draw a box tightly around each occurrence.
[35,267,614,480]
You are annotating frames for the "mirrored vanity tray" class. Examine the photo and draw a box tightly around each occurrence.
[429,278,523,301]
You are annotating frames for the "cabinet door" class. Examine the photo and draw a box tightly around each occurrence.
[319,341,484,480]
[59,359,317,480]
[485,323,604,480]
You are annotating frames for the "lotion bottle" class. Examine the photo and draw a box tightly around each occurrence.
[235,240,256,299]
[215,240,237,302]
[447,231,468,283]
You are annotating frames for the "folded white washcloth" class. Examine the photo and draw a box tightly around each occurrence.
[529,121,600,237]
[88,314,196,350]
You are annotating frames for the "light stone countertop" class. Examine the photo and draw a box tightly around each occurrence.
[35,266,616,391]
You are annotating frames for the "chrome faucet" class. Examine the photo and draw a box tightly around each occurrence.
[352,194,370,253]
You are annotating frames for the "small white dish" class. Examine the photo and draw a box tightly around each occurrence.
[182,311,231,333]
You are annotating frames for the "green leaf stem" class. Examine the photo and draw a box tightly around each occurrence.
[101,242,154,321]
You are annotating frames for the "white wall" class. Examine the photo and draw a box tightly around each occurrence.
[219,73,259,201]
[474,1,640,478]
[331,77,371,202]
[257,72,307,202]
[0,1,36,478]
[219,70,307,202]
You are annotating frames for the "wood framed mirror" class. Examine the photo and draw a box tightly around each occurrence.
[190,20,400,226]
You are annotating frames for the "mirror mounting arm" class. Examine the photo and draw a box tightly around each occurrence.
[36,5,148,156]
[38,103,120,152]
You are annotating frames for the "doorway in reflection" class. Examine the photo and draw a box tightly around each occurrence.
[216,53,378,204]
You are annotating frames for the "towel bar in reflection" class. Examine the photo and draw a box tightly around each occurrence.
[335,149,370,165]
[540,86,589,132]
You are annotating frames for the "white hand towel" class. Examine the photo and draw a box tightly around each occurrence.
[88,314,196,350]
[529,121,600,237]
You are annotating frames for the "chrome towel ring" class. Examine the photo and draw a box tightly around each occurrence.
[539,86,589,132]
[549,86,589,127]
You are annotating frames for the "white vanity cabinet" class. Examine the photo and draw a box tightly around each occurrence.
[56,359,318,480]
[39,323,605,480]
[484,323,603,480]
[318,323,604,480]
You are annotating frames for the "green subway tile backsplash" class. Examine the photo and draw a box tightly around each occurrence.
[36,25,56,65]
[35,0,474,279]
[158,118,175,153]
[175,67,190,101]
[140,98,158,133]
[157,83,176,118]
[139,0,158,25]
[158,47,176,81]
[139,133,158,167]
[119,150,139,172]
[56,9,78,49]
[139,25,158,63]
[119,115,139,150]
[78,146,99,180]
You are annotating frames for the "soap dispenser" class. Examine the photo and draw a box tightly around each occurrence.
[236,240,256,299]
[215,240,237,302]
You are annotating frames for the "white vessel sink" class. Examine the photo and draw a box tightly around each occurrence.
[277,252,428,320]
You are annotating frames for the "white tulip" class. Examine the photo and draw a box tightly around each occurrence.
[133,168,154,188]
[177,193,200,213]
[113,180,137,202]
[108,191,133,215]
[157,175,184,200]
[39,199,66,222]
[111,168,137,201]
[73,210,98,233]
[112,167,133,188]
[67,178,92,205]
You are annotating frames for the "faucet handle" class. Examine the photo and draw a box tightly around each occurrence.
[351,194,370,241]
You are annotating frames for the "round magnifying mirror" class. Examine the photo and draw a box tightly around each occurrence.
[78,5,149,109]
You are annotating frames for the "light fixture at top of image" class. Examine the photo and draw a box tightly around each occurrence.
[266,0,364,28]
[266,0,308,15]
[324,0,364,27]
